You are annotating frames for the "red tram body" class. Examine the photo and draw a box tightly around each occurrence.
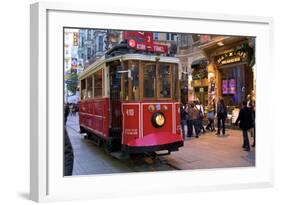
[78,39,184,155]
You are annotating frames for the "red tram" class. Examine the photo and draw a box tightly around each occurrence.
[78,38,184,155]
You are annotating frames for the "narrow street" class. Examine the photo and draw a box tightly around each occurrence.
[66,115,177,175]
[66,114,255,176]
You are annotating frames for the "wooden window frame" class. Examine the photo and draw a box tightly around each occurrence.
[93,68,104,98]
[157,63,173,100]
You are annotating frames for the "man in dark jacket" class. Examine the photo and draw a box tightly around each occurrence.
[180,104,186,139]
[64,103,70,125]
[64,126,74,176]
[235,101,253,151]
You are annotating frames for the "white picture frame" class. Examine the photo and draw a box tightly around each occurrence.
[30,2,274,202]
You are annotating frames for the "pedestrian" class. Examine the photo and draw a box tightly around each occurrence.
[185,103,193,138]
[216,97,227,135]
[64,126,74,176]
[246,94,252,108]
[180,103,186,139]
[195,101,205,134]
[235,101,253,151]
[64,102,70,125]
[249,102,255,147]
[188,103,200,138]
[206,102,215,131]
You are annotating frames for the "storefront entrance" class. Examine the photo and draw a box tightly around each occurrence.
[194,86,208,106]
[219,64,253,107]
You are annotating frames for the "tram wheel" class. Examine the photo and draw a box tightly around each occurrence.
[104,140,113,153]
[79,126,85,134]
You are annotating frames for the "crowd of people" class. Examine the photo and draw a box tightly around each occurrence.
[180,96,255,152]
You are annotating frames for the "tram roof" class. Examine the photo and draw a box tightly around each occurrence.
[79,53,180,80]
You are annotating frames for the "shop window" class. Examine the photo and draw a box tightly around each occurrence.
[94,69,103,97]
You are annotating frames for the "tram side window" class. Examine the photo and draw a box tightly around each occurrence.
[94,69,103,97]
[159,64,171,98]
[131,61,139,101]
[121,61,129,101]
[143,64,156,98]
[173,64,180,101]
[86,76,92,98]
[81,79,86,100]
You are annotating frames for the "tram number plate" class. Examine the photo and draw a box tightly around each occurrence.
[126,109,134,116]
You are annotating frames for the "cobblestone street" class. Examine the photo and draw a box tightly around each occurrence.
[166,129,255,170]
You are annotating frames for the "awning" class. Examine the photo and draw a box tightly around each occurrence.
[191,58,208,68]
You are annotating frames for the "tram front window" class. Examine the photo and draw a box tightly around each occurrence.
[143,64,156,98]
[131,62,139,101]
[159,64,171,98]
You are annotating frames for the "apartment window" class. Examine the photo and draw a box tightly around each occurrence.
[171,34,177,41]
[179,34,189,47]
[87,47,91,59]
[87,30,91,40]
[98,36,103,52]
[166,33,170,40]
[153,33,159,40]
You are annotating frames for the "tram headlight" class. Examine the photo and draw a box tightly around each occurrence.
[151,112,166,128]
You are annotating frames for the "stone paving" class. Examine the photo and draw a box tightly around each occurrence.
[66,115,175,175]
[166,129,255,170]
[65,115,255,176]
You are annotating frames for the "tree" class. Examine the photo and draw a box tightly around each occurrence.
[66,73,78,95]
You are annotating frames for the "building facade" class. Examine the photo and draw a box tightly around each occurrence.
[78,29,121,68]
[200,36,255,110]
[176,34,211,105]
[176,34,255,112]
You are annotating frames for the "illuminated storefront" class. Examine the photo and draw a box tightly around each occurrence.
[190,58,209,106]
[202,37,255,110]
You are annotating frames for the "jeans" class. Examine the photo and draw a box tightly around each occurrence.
[186,119,193,137]
[191,119,199,137]
[181,120,186,137]
[217,115,225,134]
[198,119,205,134]
[206,119,215,131]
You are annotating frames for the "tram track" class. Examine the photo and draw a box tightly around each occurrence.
[66,121,181,172]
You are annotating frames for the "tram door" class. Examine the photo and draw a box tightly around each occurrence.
[109,62,122,137]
